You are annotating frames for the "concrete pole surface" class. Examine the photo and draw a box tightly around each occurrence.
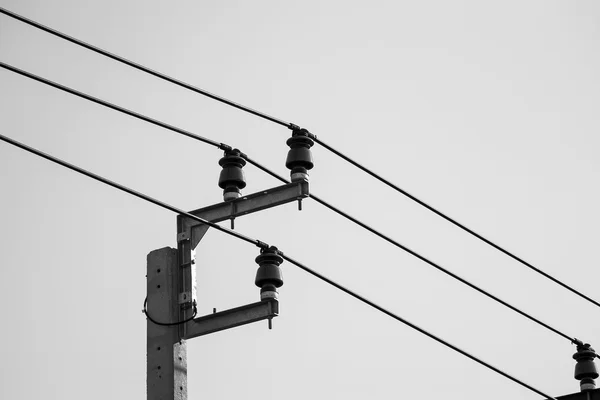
[147,247,187,400]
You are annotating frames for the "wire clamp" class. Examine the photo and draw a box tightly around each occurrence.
[143,298,198,326]
[288,123,317,140]
[256,240,270,250]
[179,292,193,307]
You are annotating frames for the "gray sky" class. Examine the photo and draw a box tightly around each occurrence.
[1,1,600,399]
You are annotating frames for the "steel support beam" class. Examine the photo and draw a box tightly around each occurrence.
[178,179,309,249]
[176,179,308,338]
[555,388,600,400]
[183,300,279,340]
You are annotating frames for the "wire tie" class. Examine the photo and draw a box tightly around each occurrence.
[305,130,317,140]
[256,240,270,250]
[237,149,248,159]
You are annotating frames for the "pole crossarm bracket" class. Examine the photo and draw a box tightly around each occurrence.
[178,180,309,249]
[183,300,279,340]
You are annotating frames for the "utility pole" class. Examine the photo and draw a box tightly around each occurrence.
[145,130,314,400]
[145,128,600,400]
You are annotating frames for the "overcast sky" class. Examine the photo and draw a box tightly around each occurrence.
[1,1,600,399]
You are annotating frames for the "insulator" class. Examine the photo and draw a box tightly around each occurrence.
[218,149,246,201]
[255,246,284,301]
[285,128,314,182]
[573,343,599,391]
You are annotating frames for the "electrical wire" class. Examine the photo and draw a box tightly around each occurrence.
[0,7,290,129]
[280,253,557,400]
[310,136,600,311]
[0,132,267,250]
[143,298,198,326]
[2,5,593,311]
[244,157,577,343]
[0,61,227,151]
[0,62,580,344]
[0,132,556,399]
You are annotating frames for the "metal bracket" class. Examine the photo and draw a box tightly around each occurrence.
[182,300,279,340]
[174,180,306,344]
[177,231,190,243]
[178,292,193,307]
[178,180,309,250]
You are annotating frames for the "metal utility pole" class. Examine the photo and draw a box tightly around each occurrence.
[146,131,314,400]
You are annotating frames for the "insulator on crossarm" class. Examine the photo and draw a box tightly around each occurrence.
[218,149,247,201]
[573,343,599,391]
[255,246,284,301]
[285,128,314,182]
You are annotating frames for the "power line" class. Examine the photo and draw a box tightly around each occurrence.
[0,132,264,250]
[244,158,577,343]
[0,7,290,129]
[0,62,226,151]
[0,62,580,344]
[310,136,600,311]
[315,195,578,340]
[0,132,556,399]
[2,6,593,311]
[280,254,556,400]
